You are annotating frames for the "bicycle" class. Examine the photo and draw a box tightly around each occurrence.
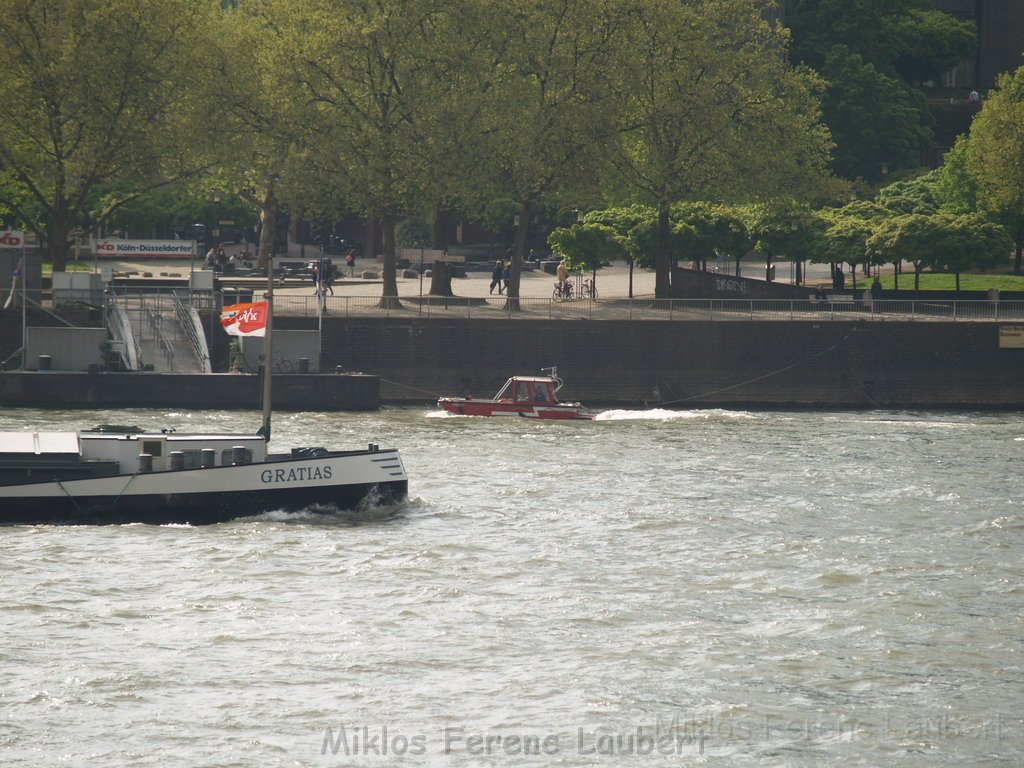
[552,280,574,301]
[581,279,598,299]
[271,355,294,374]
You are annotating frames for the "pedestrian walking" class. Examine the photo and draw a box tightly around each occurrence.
[502,263,511,293]
[345,250,356,277]
[490,261,503,294]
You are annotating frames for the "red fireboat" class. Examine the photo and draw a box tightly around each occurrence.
[438,368,595,420]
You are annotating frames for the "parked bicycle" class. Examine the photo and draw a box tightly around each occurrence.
[552,280,574,301]
[581,278,598,299]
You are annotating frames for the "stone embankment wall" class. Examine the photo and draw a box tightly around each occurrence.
[0,371,380,411]
[310,316,1024,408]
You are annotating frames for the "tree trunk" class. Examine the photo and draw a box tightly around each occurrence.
[629,259,634,298]
[892,261,899,290]
[379,214,400,309]
[765,254,773,282]
[428,204,453,296]
[48,217,71,274]
[1015,240,1022,275]
[955,271,961,292]
[849,263,857,291]
[654,200,671,299]
[914,265,921,291]
[257,187,277,272]
[735,256,741,277]
[506,200,531,311]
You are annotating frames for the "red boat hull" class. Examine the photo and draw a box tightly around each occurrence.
[438,398,593,420]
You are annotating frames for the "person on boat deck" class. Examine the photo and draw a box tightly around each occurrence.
[533,383,548,402]
[516,381,530,401]
[556,259,569,289]
[490,261,504,294]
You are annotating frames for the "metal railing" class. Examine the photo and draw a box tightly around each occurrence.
[142,297,176,369]
[268,295,1024,322]
[105,300,143,370]
[173,291,212,373]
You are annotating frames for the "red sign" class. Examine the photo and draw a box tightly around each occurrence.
[0,231,25,248]
[220,302,268,337]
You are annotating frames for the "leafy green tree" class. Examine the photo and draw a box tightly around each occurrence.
[875,176,939,216]
[671,203,750,276]
[582,205,656,297]
[814,203,886,288]
[966,66,1024,273]
[934,215,1012,290]
[741,203,822,283]
[610,0,832,298]
[890,9,978,84]
[485,0,622,309]
[547,223,626,288]
[276,0,457,305]
[818,46,933,181]
[788,1,975,181]
[865,213,934,289]
[932,135,978,215]
[0,0,213,271]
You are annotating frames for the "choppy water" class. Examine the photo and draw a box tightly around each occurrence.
[1,407,1022,766]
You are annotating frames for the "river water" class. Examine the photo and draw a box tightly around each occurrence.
[1,407,1022,766]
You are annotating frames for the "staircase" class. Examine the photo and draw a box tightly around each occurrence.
[106,290,211,373]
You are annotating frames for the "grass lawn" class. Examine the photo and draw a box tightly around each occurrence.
[877,272,1024,292]
[42,262,97,277]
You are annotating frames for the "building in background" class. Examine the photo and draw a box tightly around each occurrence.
[933,1,1024,89]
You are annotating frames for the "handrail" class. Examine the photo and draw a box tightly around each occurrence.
[173,290,212,373]
[105,299,143,370]
[262,295,1022,323]
[142,298,175,369]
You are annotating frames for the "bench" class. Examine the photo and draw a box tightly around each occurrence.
[809,293,855,305]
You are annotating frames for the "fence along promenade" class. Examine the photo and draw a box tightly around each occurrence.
[272,294,1024,322]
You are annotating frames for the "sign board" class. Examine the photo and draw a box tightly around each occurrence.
[998,324,1024,348]
[0,231,26,249]
[399,248,465,263]
[92,239,196,259]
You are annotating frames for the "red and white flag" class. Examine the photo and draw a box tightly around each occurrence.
[220,301,268,337]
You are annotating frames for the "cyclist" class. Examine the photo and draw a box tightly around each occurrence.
[556,259,569,297]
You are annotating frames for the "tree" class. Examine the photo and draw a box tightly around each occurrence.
[547,223,626,287]
[875,176,939,216]
[201,2,308,272]
[583,205,656,297]
[817,46,933,181]
[486,0,622,309]
[610,0,832,298]
[932,135,978,216]
[966,66,1024,274]
[864,213,934,290]
[935,215,1012,290]
[0,0,212,271]
[742,203,821,284]
[787,1,975,181]
[671,203,750,277]
[814,203,886,289]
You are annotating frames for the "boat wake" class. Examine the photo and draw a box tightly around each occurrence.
[249,500,412,527]
[595,408,757,422]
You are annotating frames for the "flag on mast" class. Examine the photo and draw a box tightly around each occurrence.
[220,301,268,337]
[3,254,23,310]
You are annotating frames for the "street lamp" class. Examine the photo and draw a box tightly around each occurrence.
[213,192,221,249]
